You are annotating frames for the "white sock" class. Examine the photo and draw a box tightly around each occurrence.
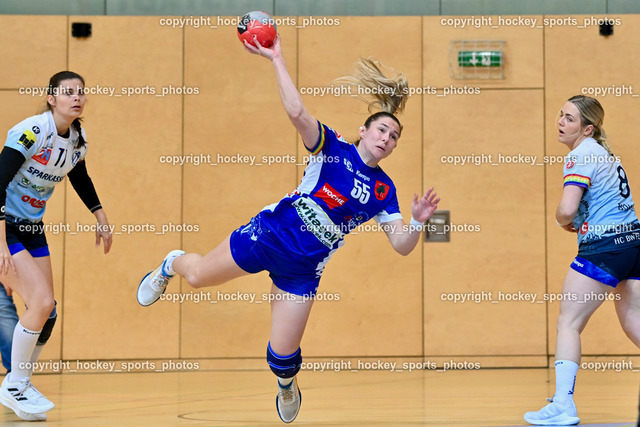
[162,251,184,276]
[28,345,45,376]
[554,360,578,403]
[278,377,293,387]
[9,322,41,382]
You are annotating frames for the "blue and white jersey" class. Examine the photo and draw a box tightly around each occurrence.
[258,121,402,264]
[563,138,640,254]
[4,111,87,222]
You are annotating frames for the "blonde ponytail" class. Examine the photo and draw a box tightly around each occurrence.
[333,58,409,115]
[567,95,612,155]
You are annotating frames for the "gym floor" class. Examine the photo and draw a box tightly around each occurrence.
[1,368,636,426]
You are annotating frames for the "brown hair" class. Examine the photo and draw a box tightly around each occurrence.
[46,71,86,148]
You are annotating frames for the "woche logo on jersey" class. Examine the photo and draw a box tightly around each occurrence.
[314,183,347,209]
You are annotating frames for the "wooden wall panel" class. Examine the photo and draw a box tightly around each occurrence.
[0,13,637,366]
[62,17,183,359]
[423,15,543,88]
[423,90,547,358]
[0,16,67,88]
[180,20,298,358]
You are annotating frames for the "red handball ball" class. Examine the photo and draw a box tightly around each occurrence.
[237,11,277,48]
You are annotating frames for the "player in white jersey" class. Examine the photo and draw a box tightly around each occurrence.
[525,96,640,425]
[0,71,112,420]
[138,35,440,423]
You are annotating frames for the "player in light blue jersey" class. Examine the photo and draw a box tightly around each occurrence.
[0,71,112,421]
[138,35,439,423]
[525,96,640,425]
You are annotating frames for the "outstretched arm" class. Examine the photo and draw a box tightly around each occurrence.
[68,160,112,254]
[383,188,440,256]
[243,35,320,151]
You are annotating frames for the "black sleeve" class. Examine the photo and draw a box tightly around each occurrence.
[0,147,27,221]
[67,160,102,213]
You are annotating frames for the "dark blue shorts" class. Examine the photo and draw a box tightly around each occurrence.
[571,246,640,287]
[229,214,322,297]
[5,216,50,258]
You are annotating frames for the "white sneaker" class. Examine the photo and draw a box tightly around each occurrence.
[276,377,301,423]
[137,250,185,307]
[0,375,54,416]
[14,408,47,421]
[14,382,49,421]
[524,397,580,425]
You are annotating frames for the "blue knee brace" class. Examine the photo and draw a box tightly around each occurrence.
[267,342,302,378]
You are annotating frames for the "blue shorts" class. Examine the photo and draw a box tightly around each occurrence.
[5,216,50,258]
[571,246,640,287]
[229,214,323,297]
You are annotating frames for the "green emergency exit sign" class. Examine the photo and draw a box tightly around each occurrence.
[458,51,502,67]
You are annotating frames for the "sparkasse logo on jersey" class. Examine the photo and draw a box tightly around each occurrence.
[314,183,347,209]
